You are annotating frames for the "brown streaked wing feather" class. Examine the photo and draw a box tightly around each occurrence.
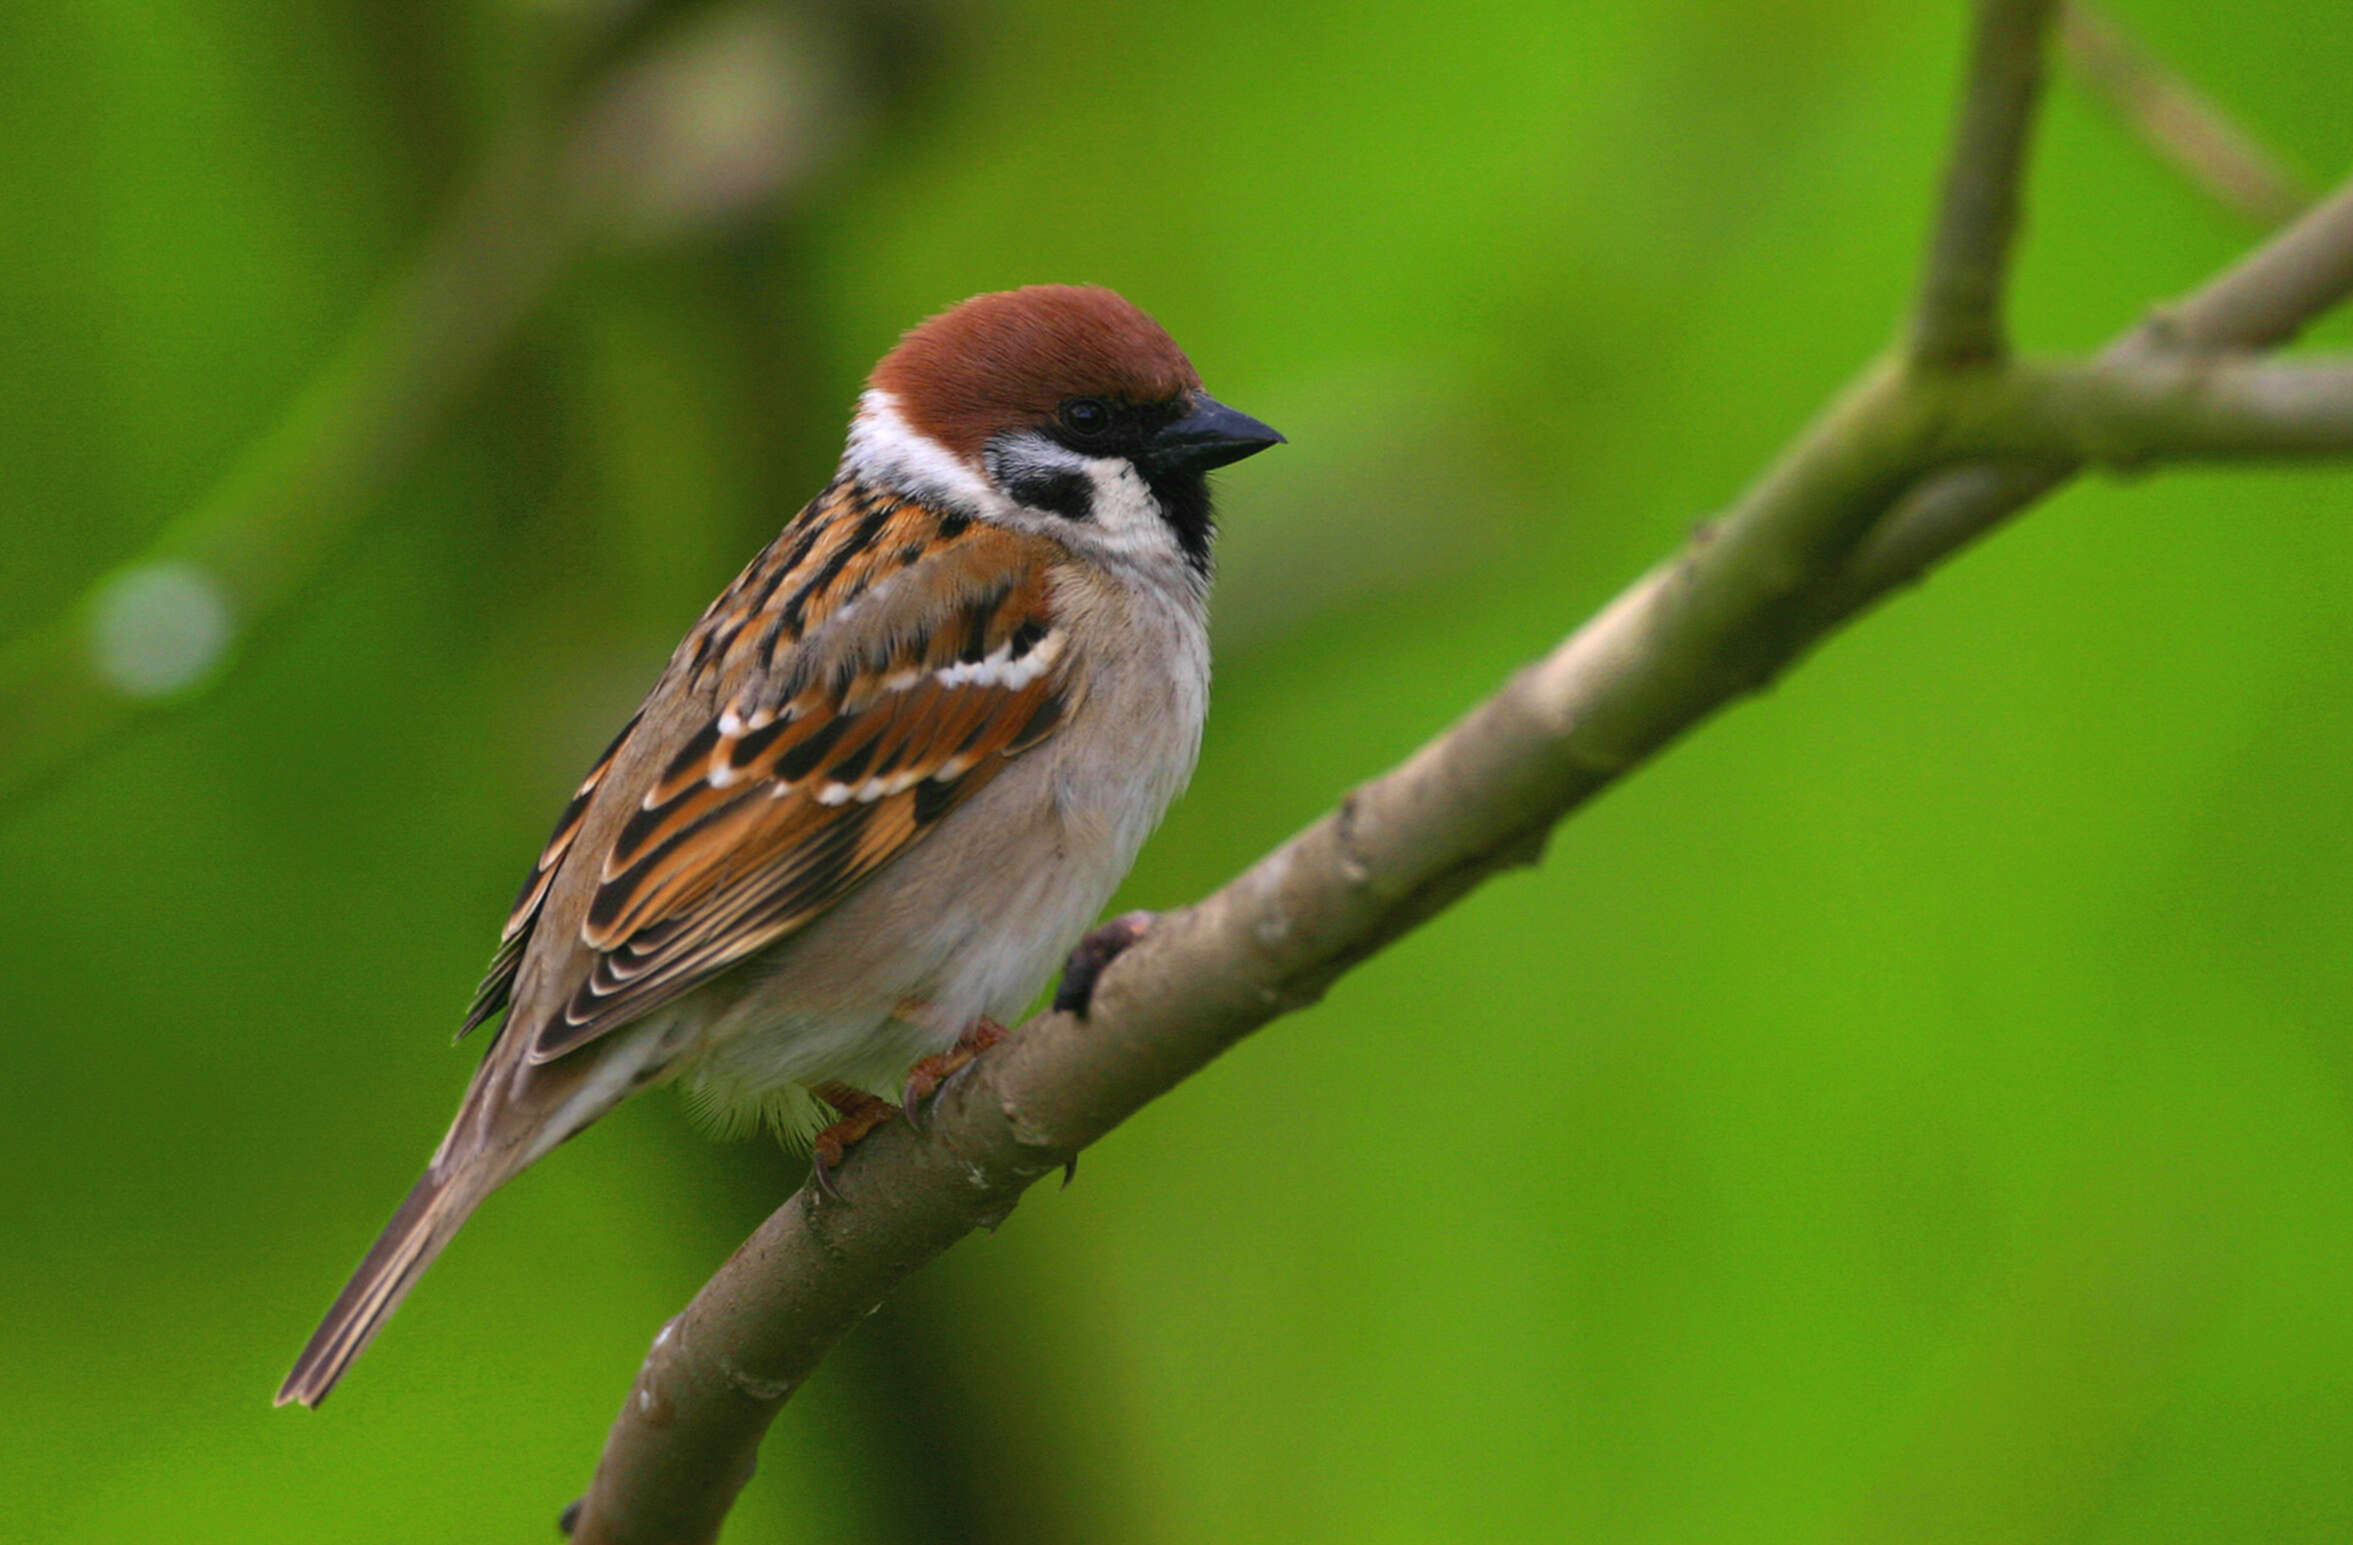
[457,709,643,1037]
[523,507,1075,1063]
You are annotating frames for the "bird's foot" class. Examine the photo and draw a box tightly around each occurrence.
[901,1017,1007,1133]
[1054,910,1155,1018]
[810,1084,897,1202]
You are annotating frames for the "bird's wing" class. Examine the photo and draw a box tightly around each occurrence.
[464,479,1078,1063]
[457,710,641,1038]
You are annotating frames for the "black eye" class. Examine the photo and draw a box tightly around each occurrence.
[1058,398,1112,437]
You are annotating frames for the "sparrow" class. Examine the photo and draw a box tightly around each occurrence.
[277,285,1281,1407]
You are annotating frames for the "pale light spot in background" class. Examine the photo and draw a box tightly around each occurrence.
[89,562,233,698]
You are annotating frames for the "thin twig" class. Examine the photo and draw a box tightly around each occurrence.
[0,0,828,810]
[0,125,577,804]
[1838,176,2353,609]
[1913,0,2062,369]
[2061,1,2313,228]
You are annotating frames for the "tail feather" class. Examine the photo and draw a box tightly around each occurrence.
[275,1162,496,1408]
[277,1020,671,1407]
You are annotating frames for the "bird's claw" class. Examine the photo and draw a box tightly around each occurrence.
[900,1060,971,1135]
[809,1147,845,1204]
[807,1085,895,1203]
[900,1018,1006,1133]
[1054,910,1155,1018]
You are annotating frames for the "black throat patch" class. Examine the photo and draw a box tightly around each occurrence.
[1139,465,1215,578]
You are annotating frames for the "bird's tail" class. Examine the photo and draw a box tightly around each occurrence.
[274,1157,499,1408]
[276,1016,674,1407]
[276,1019,673,1407]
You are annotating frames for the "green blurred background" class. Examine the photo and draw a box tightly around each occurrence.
[5,1,2352,1539]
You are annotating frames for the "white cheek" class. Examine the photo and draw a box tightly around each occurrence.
[1081,459,1168,548]
[984,435,1186,566]
[844,390,1013,518]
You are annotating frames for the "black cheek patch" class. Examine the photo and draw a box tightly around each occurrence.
[1004,466,1095,523]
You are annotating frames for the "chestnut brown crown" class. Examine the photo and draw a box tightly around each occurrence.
[869,285,1204,461]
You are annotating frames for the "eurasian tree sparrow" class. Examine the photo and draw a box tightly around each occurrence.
[277,285,1281,1407]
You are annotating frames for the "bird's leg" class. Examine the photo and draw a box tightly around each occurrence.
[1053,910,1155,1017]
[809,1083,897,1202]
[900,1016,1007,1132]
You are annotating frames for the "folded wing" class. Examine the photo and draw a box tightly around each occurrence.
[467,484,1075,1064]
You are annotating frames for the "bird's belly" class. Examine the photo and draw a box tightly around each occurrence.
[672,721,1190,1131]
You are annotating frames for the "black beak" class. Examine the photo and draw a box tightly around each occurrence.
[1142,394,1285,474]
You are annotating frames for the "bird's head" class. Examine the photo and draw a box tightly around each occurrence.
[850,285,1283,577]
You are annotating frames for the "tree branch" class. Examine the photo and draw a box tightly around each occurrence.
[1834,175,2353,611]
[1952,355,2353,464]
[1912,0,2061,368]
[565,155,2353,1545]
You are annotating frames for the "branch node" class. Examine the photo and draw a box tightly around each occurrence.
[1256,976,1332,1016]
[1333,794,1376,886]
[714,1356,797,1404]
[1502,828,1551,871]
[800,1199,857,1268]
[999,1094,1080,1167]
[2132,303,2194,356]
